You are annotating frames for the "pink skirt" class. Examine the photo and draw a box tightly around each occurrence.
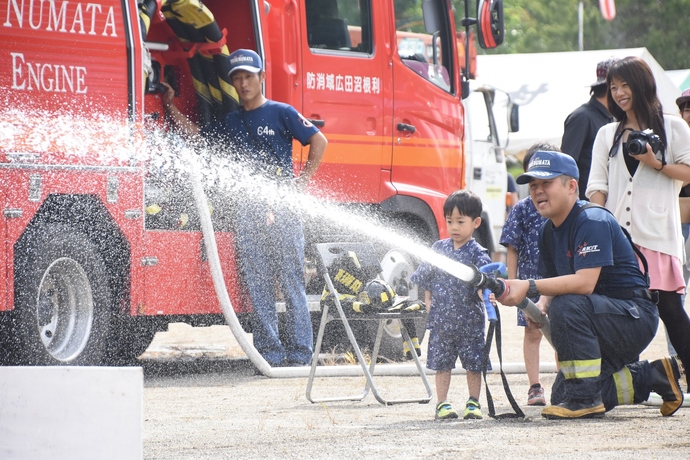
[636,246,685,294]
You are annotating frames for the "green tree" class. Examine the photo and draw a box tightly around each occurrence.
[586,0,690,70]
[452,0,690,70]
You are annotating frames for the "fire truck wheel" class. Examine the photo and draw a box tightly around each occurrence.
[12,225,113,365]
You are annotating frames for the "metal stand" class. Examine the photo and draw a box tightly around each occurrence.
[305,243,432,405]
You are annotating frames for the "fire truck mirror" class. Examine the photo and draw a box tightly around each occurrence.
[509,104,520,133]
[421,0,441,35]
[476,0,504,49]
[461,80,471,100]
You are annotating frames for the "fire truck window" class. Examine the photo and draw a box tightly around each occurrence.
[306,0,372,54]
[395,0,453,93]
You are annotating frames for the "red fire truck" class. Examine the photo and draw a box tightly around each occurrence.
[0,0,508,365]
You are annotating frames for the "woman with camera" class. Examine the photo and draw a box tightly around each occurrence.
[587,56,690,389]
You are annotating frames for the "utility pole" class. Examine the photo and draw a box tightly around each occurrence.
[578,1,584,51]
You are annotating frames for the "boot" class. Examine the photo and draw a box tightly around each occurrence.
[650,357,684,417]
[541,396,605,419]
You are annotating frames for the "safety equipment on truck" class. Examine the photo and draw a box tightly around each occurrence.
[138,0,240,127]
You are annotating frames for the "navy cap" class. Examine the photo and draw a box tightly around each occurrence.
[228,49,263,76]
[516,151,580,184]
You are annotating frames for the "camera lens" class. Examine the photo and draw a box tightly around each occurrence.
[628,140,646,155]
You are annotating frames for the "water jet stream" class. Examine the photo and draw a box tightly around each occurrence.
[176,135,552,378]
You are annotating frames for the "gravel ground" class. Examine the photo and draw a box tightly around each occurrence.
[141,304,690,459]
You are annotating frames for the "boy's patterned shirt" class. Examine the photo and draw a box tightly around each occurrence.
[500,197,547,280]
[411,238,491,333]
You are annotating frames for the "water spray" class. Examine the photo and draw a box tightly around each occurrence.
[172,131,554,377]
[4,111,555,375]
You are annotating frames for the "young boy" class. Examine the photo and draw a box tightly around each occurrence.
[498,142,557,406]
[411,190,492,420]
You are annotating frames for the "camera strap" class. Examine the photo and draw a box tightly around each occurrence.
[608,123,632,158]
[608,122,667,171]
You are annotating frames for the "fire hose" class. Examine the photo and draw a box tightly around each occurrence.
[474,262,552,346]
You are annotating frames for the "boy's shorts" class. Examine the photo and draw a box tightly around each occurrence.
[426,327,485,372]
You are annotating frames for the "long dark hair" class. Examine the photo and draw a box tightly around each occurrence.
[606,56,667,152]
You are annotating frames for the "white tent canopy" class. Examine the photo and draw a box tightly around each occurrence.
[667,69,690,91]
[476,48,682,156]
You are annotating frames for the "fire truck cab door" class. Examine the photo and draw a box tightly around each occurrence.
[391,0,463,235]
[300,0,390,202]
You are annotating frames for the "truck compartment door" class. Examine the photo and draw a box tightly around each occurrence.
[463,87,510,248]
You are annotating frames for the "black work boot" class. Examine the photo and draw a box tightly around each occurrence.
[541,396,605,420]
[650,357,684,417]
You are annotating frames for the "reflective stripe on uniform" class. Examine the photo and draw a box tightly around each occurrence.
[162,0,216,29]
[612,366,634,405]
[559,358,602,379]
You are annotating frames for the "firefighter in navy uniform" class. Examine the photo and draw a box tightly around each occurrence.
[499,151,684,419]
[162,49,328,367]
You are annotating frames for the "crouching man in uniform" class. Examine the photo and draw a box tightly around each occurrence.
[499,150,684,419]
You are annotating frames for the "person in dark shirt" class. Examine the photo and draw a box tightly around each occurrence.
[162,49,328,367]
[500,150,684,420]
[678,89,690,127]
[561,58,618,199]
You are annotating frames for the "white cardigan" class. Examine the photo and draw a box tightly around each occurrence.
[586,115,690,260]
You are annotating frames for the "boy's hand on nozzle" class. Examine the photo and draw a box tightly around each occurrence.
[468,263,508,300]
[483,289,497,322]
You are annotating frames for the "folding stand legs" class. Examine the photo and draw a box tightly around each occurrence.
[306,276,432,405]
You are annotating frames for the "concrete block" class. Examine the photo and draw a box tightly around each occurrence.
[0,366,142,460]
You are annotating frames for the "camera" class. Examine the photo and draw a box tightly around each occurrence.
[625,129,662,155]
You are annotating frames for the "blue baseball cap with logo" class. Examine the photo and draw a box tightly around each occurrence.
[516,151,580,184]
[228,49,263,76]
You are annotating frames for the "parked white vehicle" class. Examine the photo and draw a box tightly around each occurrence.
[463,82,519,257]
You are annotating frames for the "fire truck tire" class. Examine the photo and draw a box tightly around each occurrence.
[107,318,159,365]
[11,225,113,365]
